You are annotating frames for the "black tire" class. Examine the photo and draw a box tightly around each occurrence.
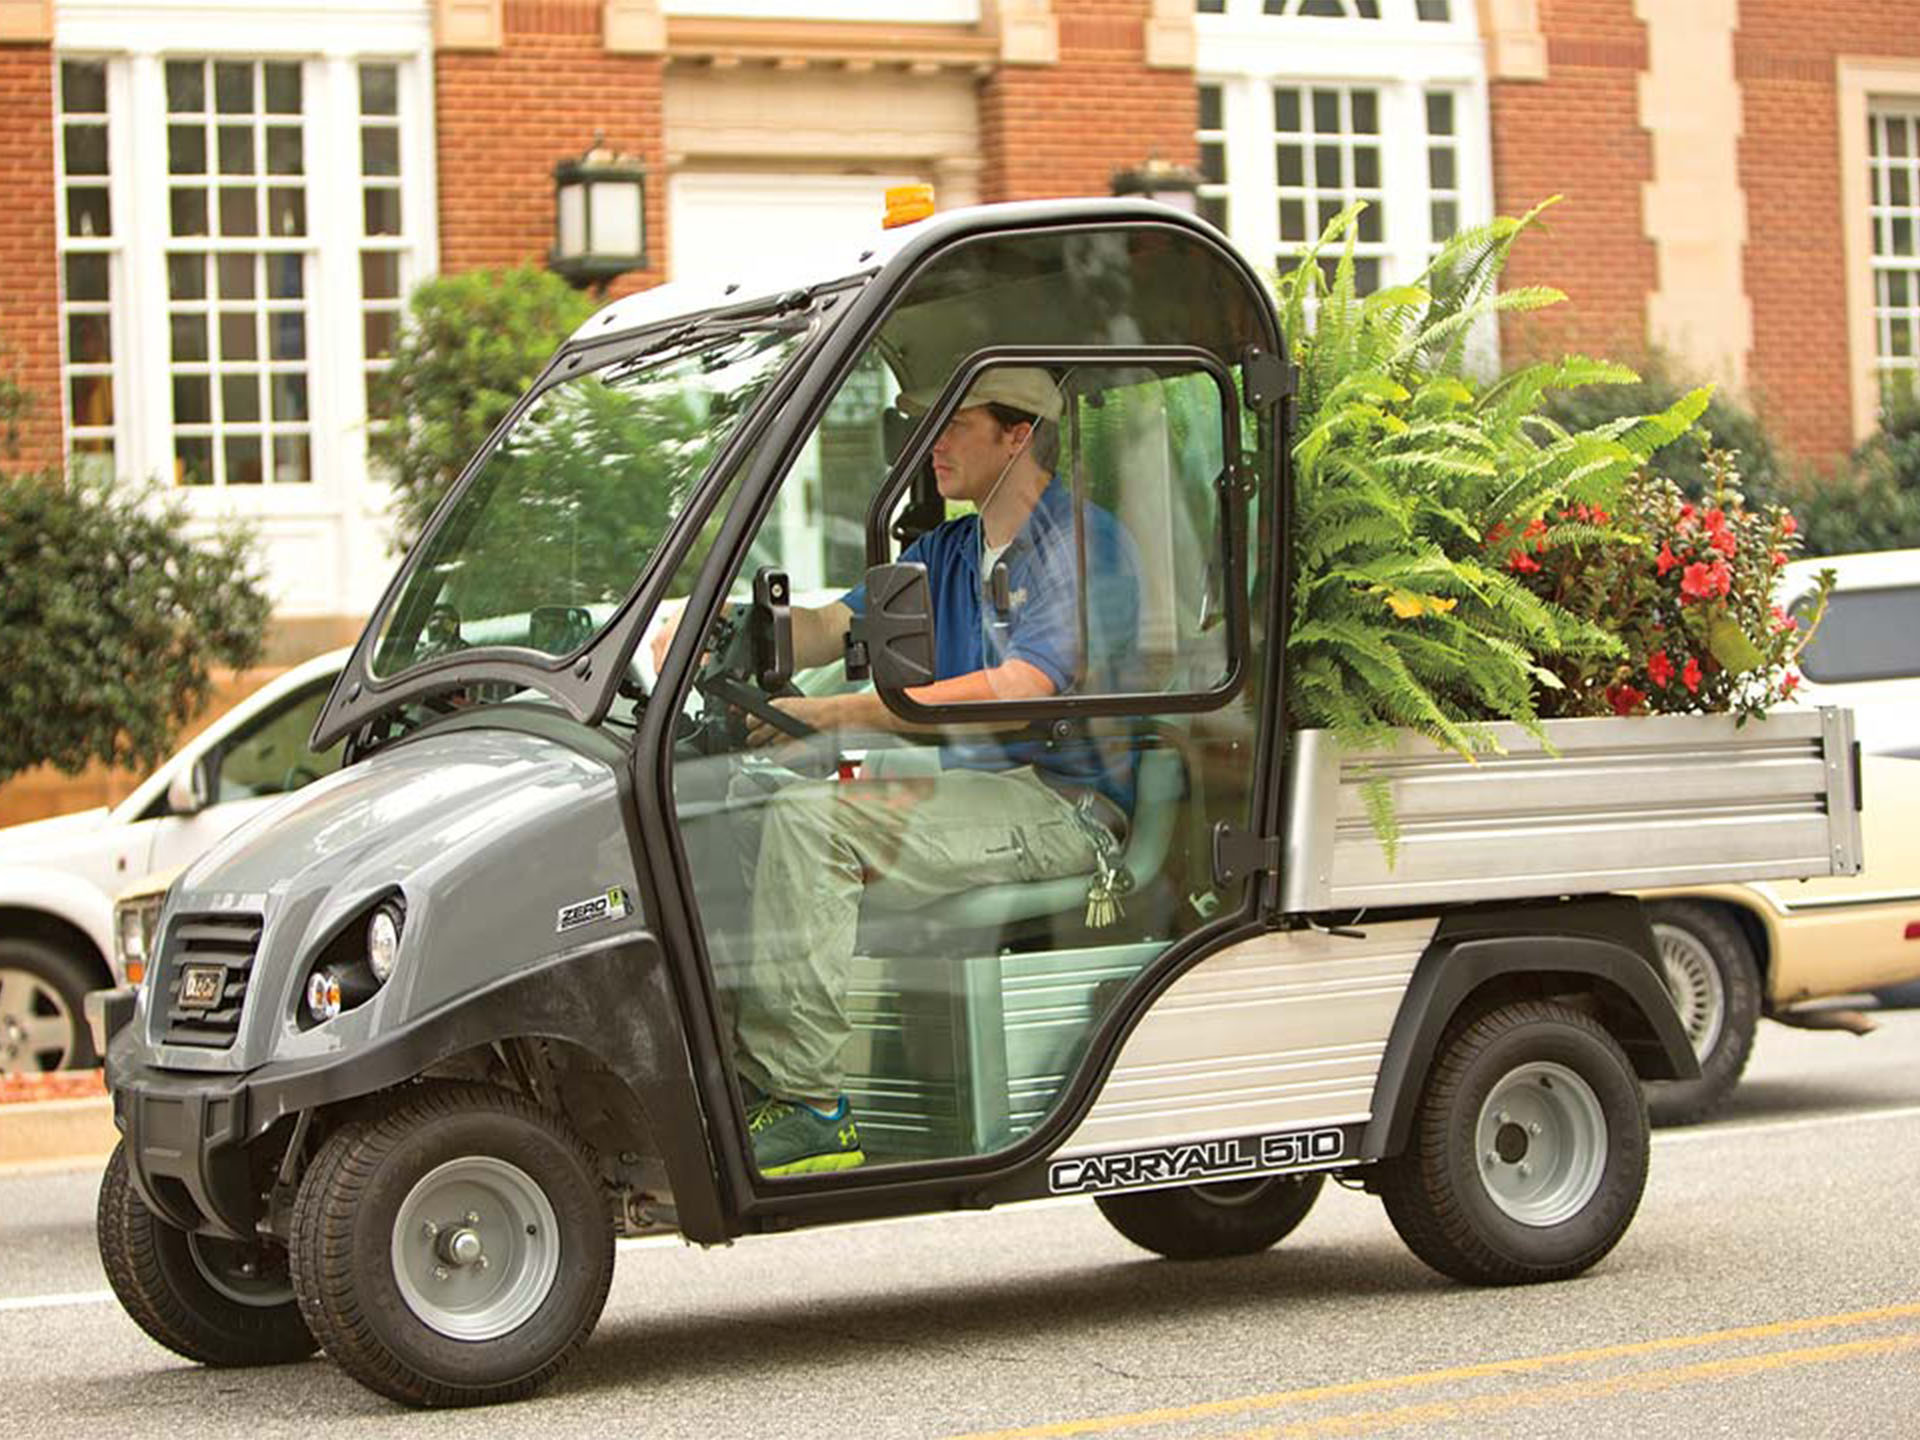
[289,1083,614,1408]
[1644,902,1761,1127]
[1377,999,1648,1286]
[0,935,99,1072]
[1096,1173,1325,1260]
[96,1142,317,1367]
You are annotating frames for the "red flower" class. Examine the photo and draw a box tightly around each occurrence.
[1783,670,1801,695]
[1771,605,1797,633]
[1523,517,1550,554]
[1507,549,1541,574]
[1781,513,1799,536]
[1710,527,1737,557]
[1647,650,1675,688]
[1655,541,1680,577]
[1606,683,1647,716]
[1680,559,1732,603]
[1678,503,1697,528]
[1486,522,1509,547]
[1771,550,1788,568]
[1592,507,1610,525]
[1682,656,1703,693]
[1704,507,1728,534]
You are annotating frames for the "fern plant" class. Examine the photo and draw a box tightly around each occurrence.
[1277,201,1710,856]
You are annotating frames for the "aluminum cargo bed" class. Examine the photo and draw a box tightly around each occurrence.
[1279,708,1862,913]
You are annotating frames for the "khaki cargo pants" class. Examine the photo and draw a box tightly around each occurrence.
[733,764,1096,1103]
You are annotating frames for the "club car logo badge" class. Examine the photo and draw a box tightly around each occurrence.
[179,965,226,1010]
[556,886,632,935]
[1047,1127,1347,1195]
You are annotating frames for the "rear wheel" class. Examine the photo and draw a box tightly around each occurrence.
[289,1083,614,1408]
[0,937,98,1073]
[1096,1173,1325,1260]
[96,1142,316,1366]
[1645,902,1760,1126]
[1377,999,1648,1286]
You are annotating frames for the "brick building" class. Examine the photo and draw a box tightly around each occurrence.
[0,0,1916,636]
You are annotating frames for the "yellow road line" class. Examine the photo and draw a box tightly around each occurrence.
[942,1301,1920,1440]
[1215,1331,1920,1439]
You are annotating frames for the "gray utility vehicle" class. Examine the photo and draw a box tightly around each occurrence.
[90,199,1861,1409]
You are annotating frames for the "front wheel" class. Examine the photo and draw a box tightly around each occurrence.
[289,1083,614,1408]
[1096,1174,1325,1260]
[1377,999,1648,1286]
[96,1142,316,1367]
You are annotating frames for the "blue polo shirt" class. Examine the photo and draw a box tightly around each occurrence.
[842,479,1142,809]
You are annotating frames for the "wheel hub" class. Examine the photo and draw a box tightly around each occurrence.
[0,967,73,1073]
[1654,922,1727,1061]
[392,1156,559,1341]
[1475,1061,1608,1227]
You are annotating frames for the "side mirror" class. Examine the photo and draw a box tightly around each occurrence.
[846,562,936,692]
[166,759,212,816]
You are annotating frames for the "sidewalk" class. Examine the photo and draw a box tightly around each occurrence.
[0,1071,116,1173]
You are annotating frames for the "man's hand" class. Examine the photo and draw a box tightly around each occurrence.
[744,692,844,747]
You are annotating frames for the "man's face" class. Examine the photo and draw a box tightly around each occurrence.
[930,405,1030,505]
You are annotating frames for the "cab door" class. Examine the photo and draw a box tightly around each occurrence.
[665,216,1287,1176]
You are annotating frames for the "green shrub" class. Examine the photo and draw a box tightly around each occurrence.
[372,266,596,550]
[0,469,270,784]
[1788,391,1920,557]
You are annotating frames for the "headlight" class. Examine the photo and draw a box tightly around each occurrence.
[114,896,164,988]
[368,905,402,982]
[306,970,343,1022]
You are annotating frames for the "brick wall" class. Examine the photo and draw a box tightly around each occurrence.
[0,46,64,472]
[980,0,1197,204]
[1488,0,1653,365]
[435,0,666,298]
[1736,2,1920,468]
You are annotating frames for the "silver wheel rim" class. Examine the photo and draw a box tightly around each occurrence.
[187,1234,295,1309]
[1654,922,1727,1061]
[1476,1061,1608,1227]
[391,1156,560,1341]
[0,966,77,1073]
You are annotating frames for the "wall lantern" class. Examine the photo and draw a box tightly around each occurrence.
[1109,156,1203,213]
[550,134,648,289]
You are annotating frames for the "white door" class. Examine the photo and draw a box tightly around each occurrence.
[669,172,920,591]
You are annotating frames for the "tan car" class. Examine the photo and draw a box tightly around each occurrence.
[1641,549,1920,1124]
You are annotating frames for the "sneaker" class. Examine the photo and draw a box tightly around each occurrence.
[747,1096,866,1176]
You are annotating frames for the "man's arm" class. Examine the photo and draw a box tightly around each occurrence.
[790,600,853,672]
[747,658,1056,743]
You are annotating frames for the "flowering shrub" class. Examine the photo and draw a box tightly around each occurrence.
[1505,449,1831,721]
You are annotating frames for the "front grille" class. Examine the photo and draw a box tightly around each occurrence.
[160,913,264,1049]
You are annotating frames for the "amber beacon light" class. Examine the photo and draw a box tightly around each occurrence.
[883,184,936,229]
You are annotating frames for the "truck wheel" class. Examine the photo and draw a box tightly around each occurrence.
[96,1142,316,1367]
[289,1083,614,1408]
[1096,1173,1325,1260]
[1377,999,1648,1286]
[0,936,98,1072]
[1645,902,1760,1127]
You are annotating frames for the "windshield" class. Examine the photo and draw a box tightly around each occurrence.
[370,324,807,681]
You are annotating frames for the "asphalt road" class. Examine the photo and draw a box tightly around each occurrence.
[5,1013,1919,1440]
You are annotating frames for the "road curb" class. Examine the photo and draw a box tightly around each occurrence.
[0,1098,117,1174]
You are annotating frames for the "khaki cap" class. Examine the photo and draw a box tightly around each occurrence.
[902,366,1064,423]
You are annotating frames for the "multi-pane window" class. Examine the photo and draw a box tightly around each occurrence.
[358,63,408,430]
[1197,0,1452,18]
[1426,90,1462,249]
[1197,82,1228,232]
[56,60,116,474]
[164,58,312,486]
[1870,104,1920,400]
[1194,0,1488,298]
[1274,84,1385,290]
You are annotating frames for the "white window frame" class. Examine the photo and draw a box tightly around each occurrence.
[1195,0,1492,298]
[52,0,436,540]
[1839,59,1920,443]
[662,1,979,21]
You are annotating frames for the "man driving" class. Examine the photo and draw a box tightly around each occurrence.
[660,366,1141,1175]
